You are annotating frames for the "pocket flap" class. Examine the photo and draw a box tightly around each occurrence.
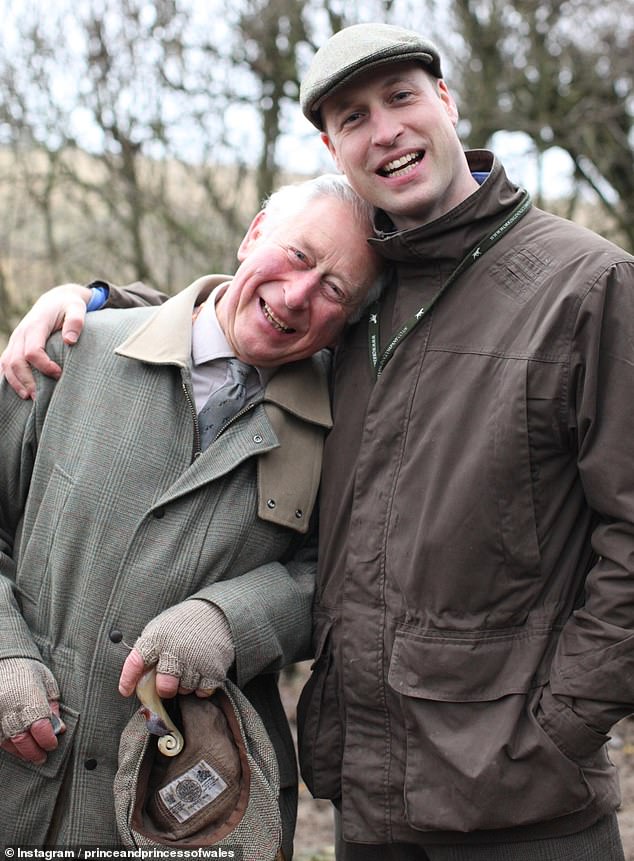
[14,702,80,779]
[388,624,553,702]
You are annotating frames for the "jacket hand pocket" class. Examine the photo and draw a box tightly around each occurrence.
[297,612,342,800]
[387,625,595,832]
[536,685,608,762]
[0,701,79,844]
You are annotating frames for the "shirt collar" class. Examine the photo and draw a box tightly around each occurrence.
[191,282,233,366]
[191,282,272,386]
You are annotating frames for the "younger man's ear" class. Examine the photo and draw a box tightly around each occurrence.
[321,132,342,170]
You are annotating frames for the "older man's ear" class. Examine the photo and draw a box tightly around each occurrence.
[236,210,268,262]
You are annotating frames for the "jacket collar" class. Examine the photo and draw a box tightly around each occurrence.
[115,275,332,430]
[369,151,528,267]
[115,275,227,368]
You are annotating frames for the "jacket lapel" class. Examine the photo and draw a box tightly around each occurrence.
[113,276,332,533]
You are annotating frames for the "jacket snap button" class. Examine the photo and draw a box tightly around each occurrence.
[295,509,303,519]
[109,629,123,643]
[406,672,418,687]
[267,499,276,509]
[84,758,98,770]
[153,507,165,519]
[253,434,263,444]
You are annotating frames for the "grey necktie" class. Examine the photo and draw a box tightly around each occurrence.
[197,358,251,450]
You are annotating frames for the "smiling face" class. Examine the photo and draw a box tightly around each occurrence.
[215,195,381,367]
[320,62,479,230]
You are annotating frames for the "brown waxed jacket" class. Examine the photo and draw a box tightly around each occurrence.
[297,152,634,846]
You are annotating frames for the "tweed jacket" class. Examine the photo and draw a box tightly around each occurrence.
[0,276,331,851]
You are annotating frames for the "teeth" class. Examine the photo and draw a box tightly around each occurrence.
[263,301,293,333]
[381,152,422,176]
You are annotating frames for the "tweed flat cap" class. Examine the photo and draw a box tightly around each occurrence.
[114,680,282,860]
[300,23,443,130]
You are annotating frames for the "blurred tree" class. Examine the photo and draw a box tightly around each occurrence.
[208,0,435,206]
[0,0,441,338]
[451,0,633,248]
[0,0,255,330]
[1,0,630,343]
[228,0,308,205]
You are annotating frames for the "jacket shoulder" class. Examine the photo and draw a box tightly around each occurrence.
[525,208,633,265]
[45,306,155,368]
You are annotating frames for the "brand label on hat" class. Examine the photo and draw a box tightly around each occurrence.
[158,758,229,823]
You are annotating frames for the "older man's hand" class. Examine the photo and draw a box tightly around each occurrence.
[118,599,235,700]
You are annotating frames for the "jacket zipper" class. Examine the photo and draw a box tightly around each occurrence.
[217,401,258,440]
[181,381,202,462]
[181,381,259,461]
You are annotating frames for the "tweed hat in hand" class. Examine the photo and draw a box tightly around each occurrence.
[114,680,282,860]
[300,22,443,130]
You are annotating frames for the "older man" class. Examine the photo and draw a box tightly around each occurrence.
[0,173,381,852]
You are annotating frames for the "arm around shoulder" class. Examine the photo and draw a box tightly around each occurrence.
[104,281,169,309]
[0,283,91,399]
[0,279,167,399]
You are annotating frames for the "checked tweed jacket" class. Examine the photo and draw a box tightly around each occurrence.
[0,276,331,852]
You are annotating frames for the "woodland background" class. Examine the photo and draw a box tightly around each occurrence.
[0,0,632,340]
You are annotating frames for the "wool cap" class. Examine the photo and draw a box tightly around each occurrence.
[114,680,282,860]
[300,23,443,130]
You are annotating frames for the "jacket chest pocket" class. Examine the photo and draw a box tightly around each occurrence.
[389,355,566,612]
[490,357,544,574]
[468,355,567,577]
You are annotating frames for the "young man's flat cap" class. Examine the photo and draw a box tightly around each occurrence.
[300,23,443,130]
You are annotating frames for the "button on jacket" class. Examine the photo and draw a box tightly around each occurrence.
[298,152,634,846]
[0,276,331,851]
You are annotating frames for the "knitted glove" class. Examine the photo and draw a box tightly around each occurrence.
[0,657,60,743]
[134,599,235,692]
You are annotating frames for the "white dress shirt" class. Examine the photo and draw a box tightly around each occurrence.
[190,283,270,412]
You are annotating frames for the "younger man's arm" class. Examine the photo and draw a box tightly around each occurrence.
[0,280,166,399]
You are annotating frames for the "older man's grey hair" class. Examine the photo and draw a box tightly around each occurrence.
[261,174,386,318]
